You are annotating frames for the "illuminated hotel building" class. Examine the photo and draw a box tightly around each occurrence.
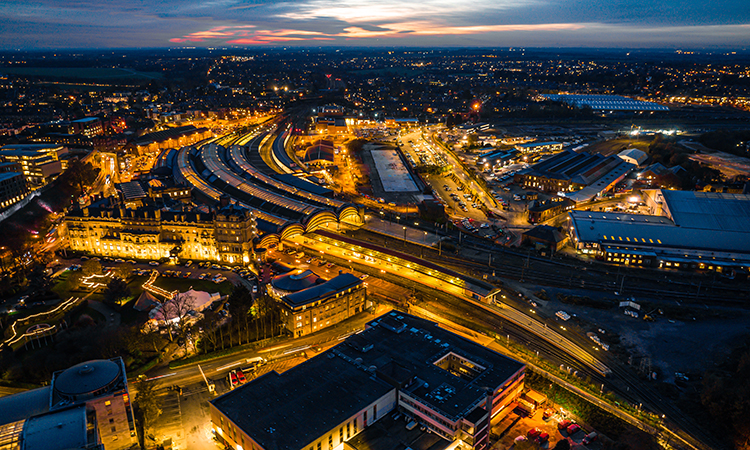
[64,199,257,263]
[210,312,525,450]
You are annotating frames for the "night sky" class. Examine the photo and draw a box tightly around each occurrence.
[1,0,749,49]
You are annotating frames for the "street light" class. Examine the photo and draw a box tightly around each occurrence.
[402,226,407,244]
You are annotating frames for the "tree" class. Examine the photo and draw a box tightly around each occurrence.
[552,439,570,450]
[103,277,131,304]
[227,284,254,345]
[60,159,99,196]
[159,293,196,343]
[114,263,134,280]
[81,260,102,277]
[67,271,85,289]
[134,380,162,433]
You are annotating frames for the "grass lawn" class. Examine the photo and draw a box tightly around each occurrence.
[70,306,106,325]
[51,271,95,301]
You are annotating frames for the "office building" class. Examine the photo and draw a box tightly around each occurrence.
[210,312,525,450]
[268,271,367,337]
[0,162,29,211]
[0,144,66,186]
[514,141,563,154]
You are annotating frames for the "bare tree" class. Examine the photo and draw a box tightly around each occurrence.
[158,293,196,343]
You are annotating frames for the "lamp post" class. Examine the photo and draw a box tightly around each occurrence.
[403,226,407,245]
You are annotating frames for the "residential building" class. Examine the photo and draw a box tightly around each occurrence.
[70,117,104,137]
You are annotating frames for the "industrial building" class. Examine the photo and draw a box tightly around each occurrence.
[514,141,563,154]
[541,94,669,112]
[514,149,635,202]
[268,270,367,337]
[568,189,750,270]
[616,148,648,166]
[209,312,525,450]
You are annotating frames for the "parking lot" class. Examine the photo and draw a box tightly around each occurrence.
[493,407,602,449]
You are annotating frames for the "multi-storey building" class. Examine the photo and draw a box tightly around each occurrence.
[0,357,134,450]
[70,117,104,137]
[0,144,66,186]
[64,198,257,264]
[210,312,525,450]
[268,270,366,337]
[0,162,29,211]
[49,358,136,449]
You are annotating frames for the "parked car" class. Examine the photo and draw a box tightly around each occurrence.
[236,370,246,384]
[536,432,549,444]
[359,274,369,280]
[567,424,581,435]
[148,261,159,266]
[527,428,541,439]
[582,432,598,445]
[557,419,572,431]
[229,370,239,388]
[185,260,193,267]
[543,408,554,420]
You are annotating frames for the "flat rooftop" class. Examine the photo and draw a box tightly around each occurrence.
[569,210,750,254]
[346,410,451,450]
[349,313,525,421]
[659,189,750,232]
[211,348,394,450]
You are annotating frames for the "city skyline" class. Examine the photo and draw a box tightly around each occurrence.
[1,0,750,49]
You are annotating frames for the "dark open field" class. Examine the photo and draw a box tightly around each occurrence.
[1,67,163,80]
[584,137,652,156]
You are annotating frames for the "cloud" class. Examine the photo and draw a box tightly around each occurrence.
[0,0,749,48]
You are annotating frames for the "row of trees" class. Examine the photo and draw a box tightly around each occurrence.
[195,284,283,354]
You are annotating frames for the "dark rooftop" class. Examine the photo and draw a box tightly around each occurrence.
[211,349,393,450]
[282,272,362,308]
[346,411,451,450]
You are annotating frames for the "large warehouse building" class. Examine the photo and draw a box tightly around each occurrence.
[210,312,525,450]
[514,149,635,202]
[568,189,750,271]
[541,94,669,112]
